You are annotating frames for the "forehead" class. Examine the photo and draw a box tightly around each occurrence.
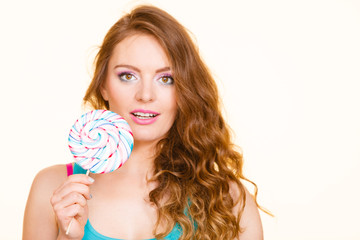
[109,34,170,70]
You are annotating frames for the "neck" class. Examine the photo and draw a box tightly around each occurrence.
[90,140,158,181]
[117,140,158,176]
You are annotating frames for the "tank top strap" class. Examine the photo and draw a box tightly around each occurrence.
[66,163,73,176]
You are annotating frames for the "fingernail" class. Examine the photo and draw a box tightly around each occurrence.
[88,177,95,183]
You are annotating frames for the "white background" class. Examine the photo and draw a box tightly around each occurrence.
[0,0,359,239]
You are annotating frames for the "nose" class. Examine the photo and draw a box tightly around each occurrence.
[135,78,155,102]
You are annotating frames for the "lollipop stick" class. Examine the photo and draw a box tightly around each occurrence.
[65,170,90,235]
[65,218,74,235]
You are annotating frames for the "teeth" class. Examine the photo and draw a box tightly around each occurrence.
[132,112,157,119]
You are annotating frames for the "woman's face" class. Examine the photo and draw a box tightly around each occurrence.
[101,34,177,146]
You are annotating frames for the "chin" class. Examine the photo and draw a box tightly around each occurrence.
[133,132,164,145]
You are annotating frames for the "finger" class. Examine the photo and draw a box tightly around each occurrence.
[55,199,89,239]
[56,204,84,232]
[60,174,95,192]
[52,173,93,196]
[67,205,88,230]
[53,192,88,213]
[58,203,83,220]
[63,206,87,237]
[74,204,88,224]
[51,182,92,204]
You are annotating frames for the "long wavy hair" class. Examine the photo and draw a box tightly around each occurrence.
[84,5,261,239]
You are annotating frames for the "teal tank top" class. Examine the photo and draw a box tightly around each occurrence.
[71,163,182,240]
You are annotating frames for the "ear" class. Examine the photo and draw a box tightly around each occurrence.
[100,84,109,101]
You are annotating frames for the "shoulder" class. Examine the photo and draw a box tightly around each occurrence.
[27,164,69,206]
[35,164,68,183]
[26,164,69,208]
[31,164,68,193]
[229,181,264,240]
[23,164,68,239]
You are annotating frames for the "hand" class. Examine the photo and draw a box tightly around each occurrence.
[50,174,94,239]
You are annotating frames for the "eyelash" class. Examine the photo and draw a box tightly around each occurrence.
[118,72,137,82]
[158,74,174,85]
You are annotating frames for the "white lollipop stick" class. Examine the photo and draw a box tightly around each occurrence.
[65,218,73,235]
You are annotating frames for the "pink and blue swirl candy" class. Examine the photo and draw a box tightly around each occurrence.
[68,110,133,174]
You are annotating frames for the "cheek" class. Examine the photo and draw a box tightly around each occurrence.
[170,93,178,115]
[107,83,130,101]
[107,89,130,112]
[167,96,178,122]
[170,101,177,116]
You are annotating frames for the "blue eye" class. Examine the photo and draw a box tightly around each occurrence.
[118,72,137,82]
[158,75,174,85]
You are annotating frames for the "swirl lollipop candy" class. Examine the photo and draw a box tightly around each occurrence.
[68,110,133,173]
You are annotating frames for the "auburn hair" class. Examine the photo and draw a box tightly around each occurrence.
[84,5,260,239]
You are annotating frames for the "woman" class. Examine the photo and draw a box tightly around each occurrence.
[23,5,263,240]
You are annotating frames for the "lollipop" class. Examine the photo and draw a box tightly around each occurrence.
[66,110,133,235]
[68,110,133,173]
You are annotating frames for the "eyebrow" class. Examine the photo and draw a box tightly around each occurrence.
[114,64,171,73]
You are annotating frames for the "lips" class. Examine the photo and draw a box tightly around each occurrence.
[131,112,158,119]
[130,109,160,125]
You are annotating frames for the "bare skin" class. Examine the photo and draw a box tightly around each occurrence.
[22,34,263,239]
[23,158,263,239]
[23,144,161,239]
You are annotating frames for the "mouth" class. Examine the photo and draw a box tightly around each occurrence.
[131,112,159,119]
[130,110,160,125]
